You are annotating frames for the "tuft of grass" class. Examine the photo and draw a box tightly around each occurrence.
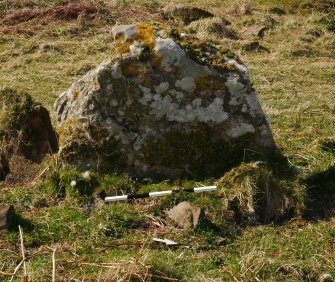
[217,162,305,224]
[0,88,34,143]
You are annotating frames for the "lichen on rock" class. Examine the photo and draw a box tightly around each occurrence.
[55,23,280,179]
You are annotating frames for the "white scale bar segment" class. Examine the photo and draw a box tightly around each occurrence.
[105,195,128,202]
[149,190,173,197]
[193,186,217,193]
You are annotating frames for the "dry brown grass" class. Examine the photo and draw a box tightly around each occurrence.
[1,1,98,25]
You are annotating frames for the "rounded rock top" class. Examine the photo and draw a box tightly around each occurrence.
[55,22,281,179]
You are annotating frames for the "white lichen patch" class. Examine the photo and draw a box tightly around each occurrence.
[111,100,118,107]
[154,37,211,78]
[226,73,247,106]
[194,98,228,123]
[175,76,196,92]
[139,85,153,105]
[111,63,123,79]
[155,82,170,94]
[155,37,184,72]
[129,42,144,56]
[246,91,262,117]
[107,84,113,92]
[147,93,228,123]
[230,123,255,138]
[169,89,184,101]
[226,58,249,79]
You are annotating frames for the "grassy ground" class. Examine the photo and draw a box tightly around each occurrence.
[0,0,334,281]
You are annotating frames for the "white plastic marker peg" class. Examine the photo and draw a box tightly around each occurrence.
[193,186,217,192]
[105,186,217,202]
[104,195,128,202]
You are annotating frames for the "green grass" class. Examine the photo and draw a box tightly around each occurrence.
[0,0,334,281]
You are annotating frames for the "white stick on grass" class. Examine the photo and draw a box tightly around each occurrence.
[52,248,57,282]
[9,259,25,282]
[19,225,28,281]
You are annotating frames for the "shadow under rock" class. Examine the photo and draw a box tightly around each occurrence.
[303,166,335,220]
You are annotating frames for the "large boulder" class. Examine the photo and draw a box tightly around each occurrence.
[55,23,280,179]
[0,88,58,163]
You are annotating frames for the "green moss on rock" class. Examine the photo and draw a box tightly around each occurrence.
[58,119,127,173]
[140,127,253,178]
[0,88,58,162]
[0,88,35,142]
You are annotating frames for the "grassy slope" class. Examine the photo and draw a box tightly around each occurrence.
[0,0,334,281]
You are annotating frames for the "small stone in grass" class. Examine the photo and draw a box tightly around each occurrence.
[0,205,15,230]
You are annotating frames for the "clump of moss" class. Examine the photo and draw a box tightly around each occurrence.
[39,166,99,204]
[186,17,238,40]
[58,119,127,173]
[140,127,254,179]
[316,14,335,33]
[217,162,305,224]
[319,136,335,152]
[173,33,241,73]
[121,61,148,77]
[0,87,58,164]
[0,88,35,152]
[98,174,137,196]
[91,204,145,238]
[39,164,139,204]
[162,4,214,25]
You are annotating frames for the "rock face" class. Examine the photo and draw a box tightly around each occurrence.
[167,201,205,229]
[55,23,280,179]
[19,104,59,162]
[0,205,15,230]
[0,89,59,163]
[0,150,10,181]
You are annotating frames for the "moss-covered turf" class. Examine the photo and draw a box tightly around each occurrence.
[0,0,334,281]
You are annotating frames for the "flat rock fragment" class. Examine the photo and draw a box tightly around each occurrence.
[0,205,15,230]
[167,201,206,229]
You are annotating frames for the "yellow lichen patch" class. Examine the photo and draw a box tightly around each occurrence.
[115,33,125,42]
[151,54,163,71]
[117,43,130,55]
[57,119,85,146]
[159,23,169,30]
[135,24,155,49]
[71,91,80,101]
[115,34,134,55]
[195,75,212,90]
[121,61,147,77]
[195,75,227,95]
